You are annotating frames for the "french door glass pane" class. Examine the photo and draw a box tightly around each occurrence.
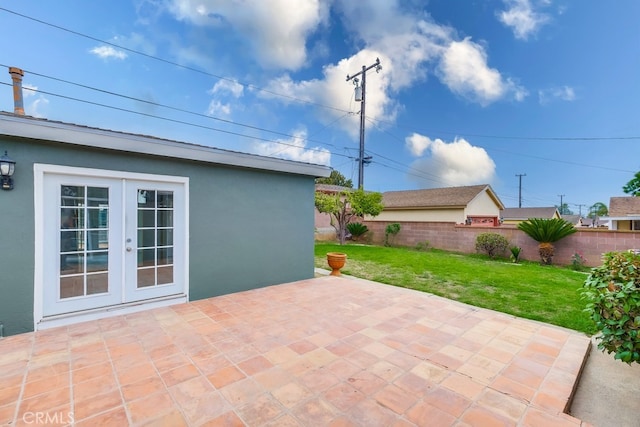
[157,266,173,285]
[137,189,174,288]
[138,210,155,227]
[157,210,173,227]
[59,185,109,299]
[137,269,155,287]
[87,274,109,295]
[60,276,84,298]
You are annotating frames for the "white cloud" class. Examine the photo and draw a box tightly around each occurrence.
[406,133,433,157]
[206,79,244,116]
[89,45,128,60]
[166,0,328,70]
[258,4,525,136]
[19,84,49,118]
[497,0,550,40]
[437,38,527,105]
[405,134,496,187]
[261,49,396,139]
[29,97,50,118]
[22,84,38,98]
[538,85,576,104]
[206,100,231,116]
[209,79,244,98]
[252,128,331,165]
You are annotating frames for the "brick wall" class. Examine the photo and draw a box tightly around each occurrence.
[357,220,640,267]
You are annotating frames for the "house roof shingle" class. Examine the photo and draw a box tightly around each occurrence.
[500,207,559,220]
[381,184,503,209]
[609,197,640,216]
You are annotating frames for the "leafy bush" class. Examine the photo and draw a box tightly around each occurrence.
[510,246,522,263]
[571,252,587,271]
[475,233,509,259]
[582,251,640,364]
[346,222,369,241]
[385,223,401,246]
[415,241,431,251]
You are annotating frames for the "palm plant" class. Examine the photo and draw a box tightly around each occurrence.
[346,222,369,241]
[517,218,577,265]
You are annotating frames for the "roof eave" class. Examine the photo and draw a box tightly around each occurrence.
[0,113,331,178]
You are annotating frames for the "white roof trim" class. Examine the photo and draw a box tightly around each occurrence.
[0,113,331,178]
[600,216,640,221]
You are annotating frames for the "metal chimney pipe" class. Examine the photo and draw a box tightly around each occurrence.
[9,67,25,115]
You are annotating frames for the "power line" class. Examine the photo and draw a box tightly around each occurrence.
[367,115,640,142]
[364,117,634,175]
[1,65,342,150]
[0,81,353,161]
[2,7,636,200]
[4,6,638,149]
[0,7,351,116]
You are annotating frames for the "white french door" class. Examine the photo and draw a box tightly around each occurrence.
[124,180,185,303]
[37,166,187,321]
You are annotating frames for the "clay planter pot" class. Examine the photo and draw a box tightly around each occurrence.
[326,252,347,276]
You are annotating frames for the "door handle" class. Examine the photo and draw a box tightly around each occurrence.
[126,247,132,252]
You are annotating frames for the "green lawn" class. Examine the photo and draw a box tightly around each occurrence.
[315,242,596,335]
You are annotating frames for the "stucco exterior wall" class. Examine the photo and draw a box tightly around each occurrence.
[0,136,317,336]
[466,192,501,217]
[362,220,640,267]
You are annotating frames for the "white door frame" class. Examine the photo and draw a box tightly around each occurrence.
[34,164,190,330]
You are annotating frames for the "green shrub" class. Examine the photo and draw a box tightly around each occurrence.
[346,222,369,241]
[582,251,640,364]
[571,252,587,271]
[510,246,522,263]
[475,233,509,259]
[384,223,401,246]
[415,241,431,251]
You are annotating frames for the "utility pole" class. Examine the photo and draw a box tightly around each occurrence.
[558,194,565,214]
[346,58,382,190]
[516,173,526,208]
[575,204,585,217]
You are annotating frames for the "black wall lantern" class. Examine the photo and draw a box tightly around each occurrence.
[0,151,16,190]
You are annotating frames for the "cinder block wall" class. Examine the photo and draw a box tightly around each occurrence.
[360,221,640,267]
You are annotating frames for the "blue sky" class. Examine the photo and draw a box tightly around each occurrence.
[1,1,638,213]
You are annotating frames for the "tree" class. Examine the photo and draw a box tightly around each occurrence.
[556,203,573,215]
[588,202,608,218]
[316,170,353,188]
[315,189,383,245]
[517,218,577,265]
[622,171,640,196]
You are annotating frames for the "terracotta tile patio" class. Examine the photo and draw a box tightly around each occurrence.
[0,275,592,426]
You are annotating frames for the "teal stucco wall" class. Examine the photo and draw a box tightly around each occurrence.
[0,136,317,336]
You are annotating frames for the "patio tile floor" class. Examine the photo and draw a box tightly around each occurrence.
[0,275,591,426]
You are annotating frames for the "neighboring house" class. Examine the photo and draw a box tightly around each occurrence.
[0,112,330,336]
[500,207,561,225]
[561,215,607,228]
[368,184,504,226]
[562,215,581,226]
[576,217,608,228]
[602,197,640,231]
